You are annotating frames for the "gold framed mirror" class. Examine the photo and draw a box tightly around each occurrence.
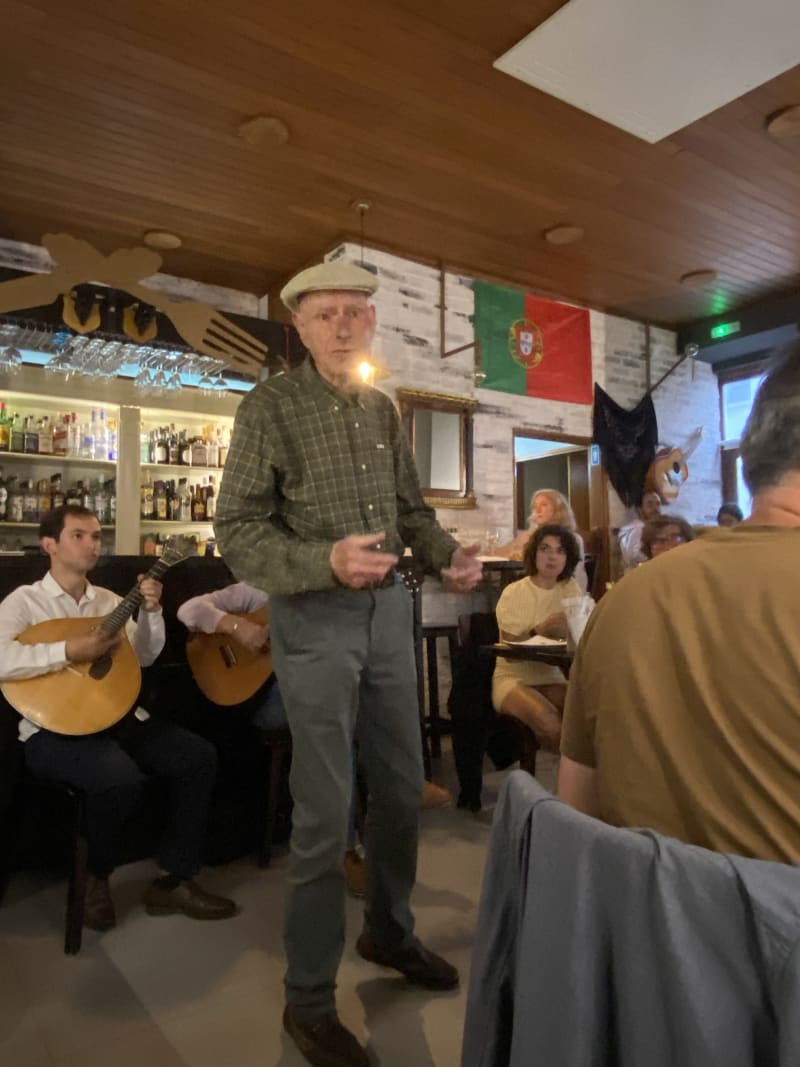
[397,388,478,509]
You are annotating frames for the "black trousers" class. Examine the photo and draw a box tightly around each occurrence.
[24,712,217,880]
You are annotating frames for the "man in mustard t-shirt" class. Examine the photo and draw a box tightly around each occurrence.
[559,344,800,864]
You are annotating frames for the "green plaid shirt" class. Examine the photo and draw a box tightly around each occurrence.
[215,358,459,595]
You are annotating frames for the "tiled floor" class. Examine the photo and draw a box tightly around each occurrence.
[0,750,559,1067]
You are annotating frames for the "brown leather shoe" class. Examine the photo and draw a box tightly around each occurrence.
[356,930,459,990]
[344,849,366,898]
[143,879,238,920]
[84,875,116,932]
[283,1006,370,1067]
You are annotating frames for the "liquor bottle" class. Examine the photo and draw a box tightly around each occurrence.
[206,428,219,468]
[7,477,23,522]
[191,484,206,522]
[0,468,7,520]
[50,474,65,511]
[23,416,39,454]
[65,482,81,507]
[38,416,53,455]
[168,424,179,465]
[107,480,117,525]
[0,403,10,452]
[205,475,216,520]
[80,414,95,459]
[179,429,191,465]
[167,479,180,521]
[78,480,91,509]
[67,413,80,457]
[218,426,230,467]
[107,417,117,462]
[140,472,154,519]
[22,480,38,522]
[190,437,208,468]
[93,480,109,525]
[53,414,69,456]
[178,478,192,521]
[154,427,168,465]
[94,409,109,462]
[10,413,23,453]
[154,480,168,520]
[37,478,51,520]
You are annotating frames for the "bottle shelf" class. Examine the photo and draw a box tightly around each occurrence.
[139,520,215,528]
[0,522,115,529]
[140,463,224,475]
[0,451,115,466]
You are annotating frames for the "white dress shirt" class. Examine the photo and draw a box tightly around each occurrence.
[177,582,269,634]
[0,571,165,741]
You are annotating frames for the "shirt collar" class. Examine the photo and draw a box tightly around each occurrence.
[42,570,97,605]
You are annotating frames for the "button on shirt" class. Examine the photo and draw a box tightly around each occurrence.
[0,572,165,741]
[215,358,458,596]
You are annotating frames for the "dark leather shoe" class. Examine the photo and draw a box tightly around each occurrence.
[283,1006,370,1067]
[143,879,238,920]
[356,931,459,990]
[84,875,116,932]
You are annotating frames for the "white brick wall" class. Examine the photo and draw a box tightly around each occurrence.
[329,242,723,549]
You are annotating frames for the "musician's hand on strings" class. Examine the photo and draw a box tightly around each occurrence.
[65,629,121,664]
[137,574,163,612]
[226,617,270,654]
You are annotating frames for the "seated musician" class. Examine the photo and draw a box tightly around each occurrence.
[178,581,366,897]
[0,505,237,931]
[492,524,581,752]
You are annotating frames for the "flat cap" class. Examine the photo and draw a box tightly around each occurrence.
[280,260,378,311]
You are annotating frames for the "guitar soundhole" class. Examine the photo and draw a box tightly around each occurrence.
[220,644,238,669]
[89,654,113,680]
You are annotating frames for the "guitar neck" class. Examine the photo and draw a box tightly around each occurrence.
[97,556,172,637]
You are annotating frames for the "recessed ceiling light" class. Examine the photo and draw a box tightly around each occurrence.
[766,104,800,138]
[544,224,584,246]
[679,269,717,288]
[237,115,290,146]
[143,230,182,250]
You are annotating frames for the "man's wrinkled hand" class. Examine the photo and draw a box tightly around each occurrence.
[330,532,399,590]
[65,628,121,664]
[441,543,483,593]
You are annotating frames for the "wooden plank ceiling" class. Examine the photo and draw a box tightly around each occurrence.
[1,0,799,326]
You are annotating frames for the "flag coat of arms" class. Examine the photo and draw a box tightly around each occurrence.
[474,280,593,404]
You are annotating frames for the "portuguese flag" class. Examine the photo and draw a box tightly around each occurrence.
[474,280,593,404]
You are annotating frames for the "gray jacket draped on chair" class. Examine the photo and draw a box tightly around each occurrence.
[463,771,800,1067]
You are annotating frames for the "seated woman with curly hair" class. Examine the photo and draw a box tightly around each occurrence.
[492,524,581,751]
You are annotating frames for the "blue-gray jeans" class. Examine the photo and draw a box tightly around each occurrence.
[270,581,423,1014]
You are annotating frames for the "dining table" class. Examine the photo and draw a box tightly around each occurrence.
[482,640,574,672]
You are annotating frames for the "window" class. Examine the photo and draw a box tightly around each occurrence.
[719,369,766,516]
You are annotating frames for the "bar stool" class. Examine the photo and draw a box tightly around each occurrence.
[420,624,459,758]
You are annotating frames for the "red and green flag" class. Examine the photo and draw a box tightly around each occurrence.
[474,280,593,404]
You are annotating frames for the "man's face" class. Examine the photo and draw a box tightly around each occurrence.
[43,514,102,574]
[641,492,661,521]
[293,290,376,387]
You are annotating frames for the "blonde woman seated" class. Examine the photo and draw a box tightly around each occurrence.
[492,524,581,752]
[498,488,587,592]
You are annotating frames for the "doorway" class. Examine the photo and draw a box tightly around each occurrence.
[513,435,590,533]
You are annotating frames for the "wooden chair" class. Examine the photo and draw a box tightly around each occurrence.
[256,728,292,868]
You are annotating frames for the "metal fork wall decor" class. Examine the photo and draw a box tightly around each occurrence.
[0,234,268,376]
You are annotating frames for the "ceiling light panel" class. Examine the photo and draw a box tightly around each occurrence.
[494,0,800,143]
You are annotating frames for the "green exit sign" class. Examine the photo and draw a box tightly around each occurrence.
[710,320,741,340]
